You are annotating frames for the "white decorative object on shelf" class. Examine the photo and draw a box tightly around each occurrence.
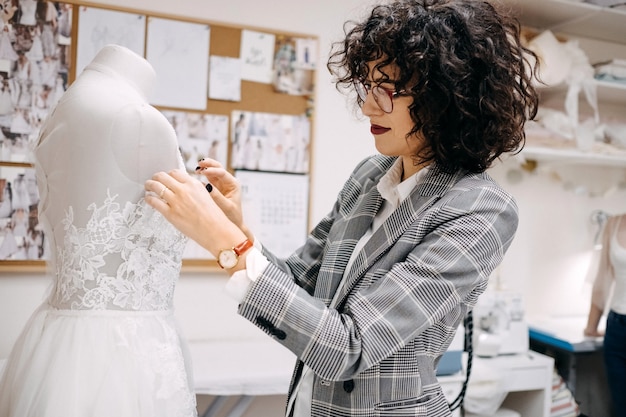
[499,0,626,167]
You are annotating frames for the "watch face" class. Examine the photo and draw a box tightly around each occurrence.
[218,249,238,269]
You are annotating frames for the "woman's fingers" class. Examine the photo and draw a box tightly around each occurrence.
[195,161,239,197]
[196,158,222,170]
[169,168,193,184]
[145,169,200,211]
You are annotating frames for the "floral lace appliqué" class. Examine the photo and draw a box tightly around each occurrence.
[52,191,188,310]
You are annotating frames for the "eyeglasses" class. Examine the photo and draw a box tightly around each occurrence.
[353,78,408,113]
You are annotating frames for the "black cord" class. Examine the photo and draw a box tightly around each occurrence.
[448,311,473,416]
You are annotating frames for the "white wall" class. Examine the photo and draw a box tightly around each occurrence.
[1,0,626,402]
[490,158,626,318]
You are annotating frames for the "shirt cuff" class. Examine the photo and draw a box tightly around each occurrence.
[224,246,269,302]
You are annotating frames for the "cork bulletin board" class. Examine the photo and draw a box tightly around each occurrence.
[0,0,317,271]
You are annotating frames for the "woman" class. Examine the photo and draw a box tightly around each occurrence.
[584,213,626,416]
[146,1,538,416]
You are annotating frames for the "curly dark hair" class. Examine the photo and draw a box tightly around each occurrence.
[327,0,539,173]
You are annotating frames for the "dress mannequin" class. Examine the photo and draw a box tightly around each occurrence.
[0,45,197,417]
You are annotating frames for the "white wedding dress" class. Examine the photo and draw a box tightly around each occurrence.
[0,45,197,417]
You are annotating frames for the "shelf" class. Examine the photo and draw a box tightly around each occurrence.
[521,145,626,167]
[537,79,626,106]
[500,0,626,45]
[596,79,626,105]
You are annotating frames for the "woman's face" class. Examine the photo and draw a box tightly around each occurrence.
[360,61,424,165]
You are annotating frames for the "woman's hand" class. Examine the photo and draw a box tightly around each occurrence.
[196,158,252,239]
[145,168,247,257]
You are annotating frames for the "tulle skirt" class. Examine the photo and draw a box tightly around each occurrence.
[0,304,197,417]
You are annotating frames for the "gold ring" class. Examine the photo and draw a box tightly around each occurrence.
[159,185,168,199]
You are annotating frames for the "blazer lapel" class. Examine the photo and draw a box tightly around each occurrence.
[317,179,383,304]
[331,166,463,308]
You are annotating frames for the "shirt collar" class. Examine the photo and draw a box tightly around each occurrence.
[377,158,430,208]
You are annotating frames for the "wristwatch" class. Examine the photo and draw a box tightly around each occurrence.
[217,238,253,269]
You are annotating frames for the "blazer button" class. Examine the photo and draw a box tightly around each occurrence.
[320,380,331,386]
[343,379,354,393]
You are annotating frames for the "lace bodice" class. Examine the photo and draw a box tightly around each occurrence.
[32,45,188,312]
[47,191,187,311]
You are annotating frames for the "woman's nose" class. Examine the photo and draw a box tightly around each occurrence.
[360,90,383,117]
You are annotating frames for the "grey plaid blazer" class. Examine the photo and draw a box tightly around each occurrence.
[238,155,518,417]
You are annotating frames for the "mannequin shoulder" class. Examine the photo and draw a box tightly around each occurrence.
[110,103,177,145]
[110,103,181,181]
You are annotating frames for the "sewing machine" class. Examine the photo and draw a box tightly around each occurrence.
[472,290,529,357]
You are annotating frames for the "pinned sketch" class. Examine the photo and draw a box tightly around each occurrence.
[231,111,310,174]
[295,38,317,70]
[208,55,241,101]
[240,30,275,84]
[273,36,316,95]
[76,7,146,76]
[0,2,72,164]
[0,166,45,261]
[146,17,210,110]
[162,110,229,172]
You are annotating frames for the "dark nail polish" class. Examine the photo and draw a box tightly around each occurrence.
[195,166,201,171]
[205,183,213,193]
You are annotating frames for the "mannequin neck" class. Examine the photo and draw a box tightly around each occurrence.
[83,44,156,100]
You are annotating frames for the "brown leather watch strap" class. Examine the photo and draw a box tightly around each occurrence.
[233,238,253,256]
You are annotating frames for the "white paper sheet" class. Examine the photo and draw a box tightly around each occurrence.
[146,17,210,110]
[240,30,276,84]
[76,7,146,76]
[209,56,241,101]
